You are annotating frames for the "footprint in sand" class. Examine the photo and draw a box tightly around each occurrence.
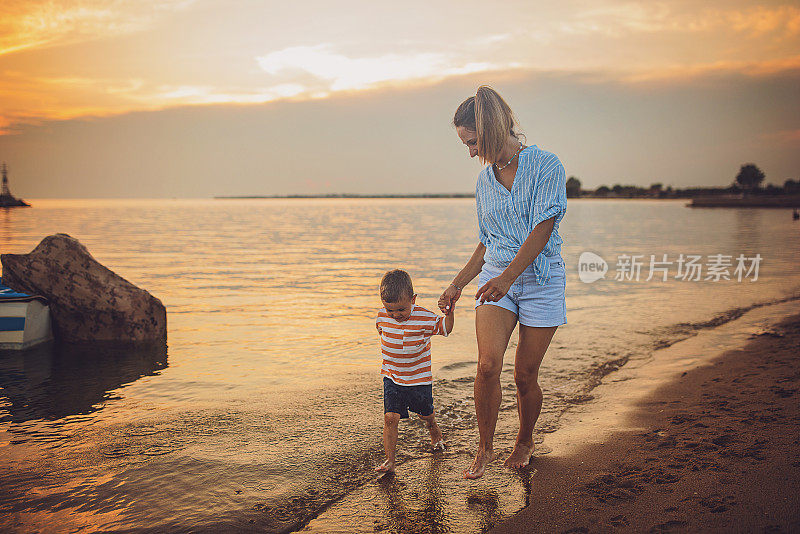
[608,514,629,527]
[649,520,687,532]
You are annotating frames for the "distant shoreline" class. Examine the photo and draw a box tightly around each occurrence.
[214,194,475,199]
[213,194,800,207]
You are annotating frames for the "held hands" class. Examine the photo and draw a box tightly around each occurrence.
[475,275,512,304]
[438,284,461,315]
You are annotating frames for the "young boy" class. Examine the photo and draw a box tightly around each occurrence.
[375,269,454,473]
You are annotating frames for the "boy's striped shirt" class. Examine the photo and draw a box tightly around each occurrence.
[376,305,447,386]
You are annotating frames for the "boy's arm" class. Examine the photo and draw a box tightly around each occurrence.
[435,310,453,336]
[444,310,454,335]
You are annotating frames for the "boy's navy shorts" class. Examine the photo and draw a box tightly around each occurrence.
[383,377,434,419]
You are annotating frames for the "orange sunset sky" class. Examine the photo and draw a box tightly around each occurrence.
[1,0,799,197]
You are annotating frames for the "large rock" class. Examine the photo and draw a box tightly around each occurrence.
[1,234,166,344]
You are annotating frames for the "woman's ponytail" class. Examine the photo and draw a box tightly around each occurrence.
[454,86,520,164]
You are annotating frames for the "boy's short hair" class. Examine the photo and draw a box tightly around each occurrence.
[380,269,414,302]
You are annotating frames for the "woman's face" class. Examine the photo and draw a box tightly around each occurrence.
[456,126,479,159]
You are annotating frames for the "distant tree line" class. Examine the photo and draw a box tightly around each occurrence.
[566,163,800,199]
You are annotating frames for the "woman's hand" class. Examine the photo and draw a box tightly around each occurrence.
[475,275,513,303]
[438,284,462,314]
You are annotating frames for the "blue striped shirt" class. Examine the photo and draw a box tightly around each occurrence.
[476,145,567,285]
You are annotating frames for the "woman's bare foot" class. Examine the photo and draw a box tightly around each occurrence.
[464,449,495,480]
[504,441,534,468]
[375,459,395,473]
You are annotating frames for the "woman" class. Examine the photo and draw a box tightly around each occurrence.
[438,86,567,480]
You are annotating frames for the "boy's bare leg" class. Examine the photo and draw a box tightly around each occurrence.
[419,412,443,448]
[377,412,401,472]
[505,324,557,468]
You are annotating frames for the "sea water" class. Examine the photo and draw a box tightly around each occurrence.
[0,198,798,532]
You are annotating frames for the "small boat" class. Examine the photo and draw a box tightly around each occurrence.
[0,279,53,350]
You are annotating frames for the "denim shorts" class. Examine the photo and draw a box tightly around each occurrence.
[383,377,434,419]
[474,256,567,328]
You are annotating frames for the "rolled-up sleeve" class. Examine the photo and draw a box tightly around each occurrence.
[529,158,567,232]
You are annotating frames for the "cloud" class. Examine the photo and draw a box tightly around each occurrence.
[727,5,800,37]
[2,1,800,135]
[761,129,800,145]
[256,45,499,92]
[560,3,800,38]
[0,0,194,56]
[148,83,309,104]
[621,54,800,83]
[0,71,319,134]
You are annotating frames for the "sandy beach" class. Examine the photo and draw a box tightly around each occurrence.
[493,301,800,533]
[301,298,800,534]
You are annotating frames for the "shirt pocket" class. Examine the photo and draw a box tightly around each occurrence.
[402,330,427,353]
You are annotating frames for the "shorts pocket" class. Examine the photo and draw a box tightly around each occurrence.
[549,262,566,279]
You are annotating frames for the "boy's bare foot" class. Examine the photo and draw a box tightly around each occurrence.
[504,441,534,468]
[420,414,443,450]
[464,449,495,480]
[375,459,395,473]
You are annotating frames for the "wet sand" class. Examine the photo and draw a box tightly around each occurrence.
[300,299,800,533]
[494,305,800,533]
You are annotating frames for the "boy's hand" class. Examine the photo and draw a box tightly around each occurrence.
[444,305,455,335]
[438,284,461,314]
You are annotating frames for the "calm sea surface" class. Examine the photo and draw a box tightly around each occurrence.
[1,198,798,532]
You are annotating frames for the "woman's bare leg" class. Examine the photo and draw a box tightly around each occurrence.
[505,324,557,468]
[465,304,518,479]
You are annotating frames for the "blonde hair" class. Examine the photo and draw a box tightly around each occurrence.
[453,86,522,164]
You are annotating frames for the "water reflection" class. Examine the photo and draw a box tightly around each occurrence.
[732,208,763,251]
[511,467,533,508]
[377,454,449,534]
[0,342,167,422]
[466,488,502,532]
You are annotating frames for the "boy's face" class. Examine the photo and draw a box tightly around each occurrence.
[382,294,416,322]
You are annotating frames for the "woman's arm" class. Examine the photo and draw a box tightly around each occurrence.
[453,242,486,289]
[438,242,486,313]
[503,216,556,282]
[475,216,555,303]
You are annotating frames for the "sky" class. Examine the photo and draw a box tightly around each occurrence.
[0,0,798,197]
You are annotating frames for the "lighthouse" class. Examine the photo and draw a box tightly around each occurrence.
[0,163,30,208]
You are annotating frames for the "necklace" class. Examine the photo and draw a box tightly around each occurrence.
[495,144,524,171]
